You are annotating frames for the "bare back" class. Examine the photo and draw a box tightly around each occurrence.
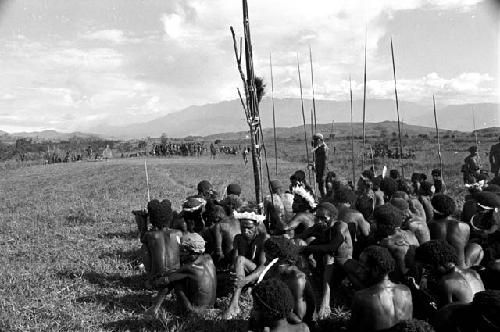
[351,281,413,332]
[429,218,470,267]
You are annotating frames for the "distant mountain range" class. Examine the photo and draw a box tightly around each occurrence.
[87,98,499,139]
[1,98,498,141]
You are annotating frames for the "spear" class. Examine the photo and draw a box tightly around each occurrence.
[144,159,150,202]
[362,29,367,171]
[390,38,405,179]
[472,107,479,148]
[309,46,317,131]
[269,53,278,175]
[297,54,312,186]
[433,94,443,182]
[349,76,356,186]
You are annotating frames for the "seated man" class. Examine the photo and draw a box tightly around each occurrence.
[431,169,446,194]
[249,279,310,332]
[132,198,174,240]
[264,179,295,233]
[418,181,435,223]
[429,194,483,268]
[299,202,353,318]
[415,240,484,308]
[181,197,206,233]
[289,170,314,195]
[390,197,430,245]
[374,204,419,282]
[335,188,370,246]
[261,236,316,325]
[283,186,317,237]
[432,290,500,332]
[222,208,269,319]
[148,233,216,316]
[349,245,413,332]
[202,204,240,266]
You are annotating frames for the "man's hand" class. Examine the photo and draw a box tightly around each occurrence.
[230,272,247,288]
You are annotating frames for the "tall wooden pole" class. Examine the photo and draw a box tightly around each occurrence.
[350,76,356,186]
[433,95,443,182]
[242,0,263,208]
[390,38,405,179]
[309,46,318,132]
[270,53,278,175]
[472,107,479,148]
[297,54,312,186]
[362,30,367,171]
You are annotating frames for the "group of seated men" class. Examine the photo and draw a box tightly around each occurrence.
[133,167,500,332]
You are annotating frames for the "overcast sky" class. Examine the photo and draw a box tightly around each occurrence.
[0,0,498,133]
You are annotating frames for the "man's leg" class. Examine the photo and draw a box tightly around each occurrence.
[222,256,256,319]
[318,254,335,319]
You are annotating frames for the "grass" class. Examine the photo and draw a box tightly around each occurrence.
[0,135,492,331]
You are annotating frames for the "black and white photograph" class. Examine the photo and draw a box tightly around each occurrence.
[0,0,499,331]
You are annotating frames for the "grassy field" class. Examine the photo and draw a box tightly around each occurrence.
[0,135,495,331]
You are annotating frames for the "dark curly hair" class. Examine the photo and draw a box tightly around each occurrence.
[334,187,357,205]
[392,191,409,200]
[147,199,173,229]
[373,204,404,237]
[355,195,374,220]
[390,169,400,180]
[472,290,500,312]
[252,278,294,323]
[415,240,458,267]
[389,319,435,332]
[431,194,456,217]
[316,201,338,220]
[372,176,382,190]
[419,181,434,196]
[264,236,300,265]
[220,195,243,216]
[362,245,395,278]
[381,177,398,199]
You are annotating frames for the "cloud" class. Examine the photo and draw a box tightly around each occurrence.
[81,29,129,44]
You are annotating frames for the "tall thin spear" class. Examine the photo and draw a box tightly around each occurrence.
[362,29,367,171]
[297,54,312,186]
[472,107,479,148]
[309,46,317,131]
[433,95,443,181]
[269,53,278,175]
[390,38,405,179]
[144,159,150,202]
[349,76,356,186]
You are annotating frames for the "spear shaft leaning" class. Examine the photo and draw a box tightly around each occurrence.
[309,46,317,131]
[270,53,278,175]
[362,31,367,171]
[390,38,405,179]
[433,95,443,182]
[349,76,356,186]
[297,55,312,186]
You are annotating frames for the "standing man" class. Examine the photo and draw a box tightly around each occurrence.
[311,133,328,197]
[462,146,482,184]
[489,136,500,178]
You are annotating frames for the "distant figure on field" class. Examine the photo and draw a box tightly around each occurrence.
[311,133,328,197]
[462,146,482,184]
[489,136,500,177]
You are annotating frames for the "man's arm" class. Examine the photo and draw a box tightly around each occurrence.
[302,223,345,255]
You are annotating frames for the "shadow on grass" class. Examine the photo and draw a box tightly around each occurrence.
[98,247,142,266]
[101,318,168,332]
[77,292,152,313]
[99,230,139,240]
[57,270,146,291]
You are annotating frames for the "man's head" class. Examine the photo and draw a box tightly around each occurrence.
[315,202,338,227]
[390,169,400,180]
[179,233,205,262]
[390,197,411,221]
[220,195,243,216]
[251,279,294,325]
[472,290,500,329]
[294,170,306,183]
[147,199,173,229]
[415,240,458,275]
[420,181,435,196]
[469,146,478,154]
[381,177,398,199]
[197,180,213,199]
[226,183,241,197]
[263,236,299,265]
[359,245,395,285]
[431,194,456,218]
[292,186,316,213]
[431,169,441,179]
[373,204,404,238]
[313,132,324,145]
[234,207,264,240]
[270,179,283,194]
[334,187,357,207]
